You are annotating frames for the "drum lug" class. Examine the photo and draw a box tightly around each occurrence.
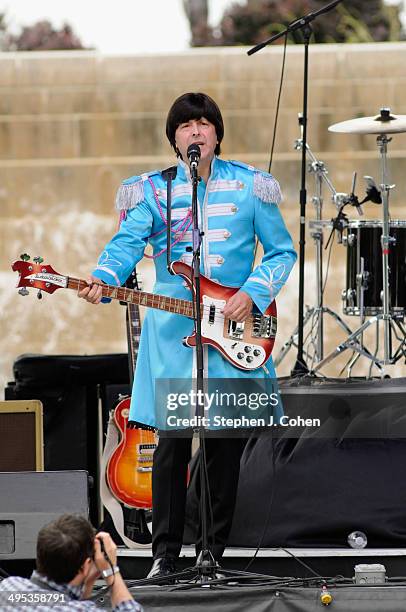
[347,233,356,247]
[343,288,356,307]
[356,270,369,289]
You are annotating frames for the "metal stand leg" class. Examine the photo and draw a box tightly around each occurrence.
[274,305,355,369]
[376,135,395,364]
[311,315,388,375]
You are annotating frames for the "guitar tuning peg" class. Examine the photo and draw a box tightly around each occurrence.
[37,289,43,300]
[20,253,30,261]
[18,287,29,296]
[33,256,44,264]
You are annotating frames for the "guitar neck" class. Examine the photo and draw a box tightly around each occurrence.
[67,277,194,318]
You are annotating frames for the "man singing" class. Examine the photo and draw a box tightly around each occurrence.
[80,92,296,578]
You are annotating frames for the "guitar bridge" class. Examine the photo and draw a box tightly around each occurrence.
[227,319,245,339]
[252,314,277,339]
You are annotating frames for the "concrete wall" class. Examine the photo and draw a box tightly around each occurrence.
[2,43,406,393]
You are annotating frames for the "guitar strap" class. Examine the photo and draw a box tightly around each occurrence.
[100,412,151,549]
[162,165,177,272]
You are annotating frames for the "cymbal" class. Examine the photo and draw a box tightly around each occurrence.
[329,112,406,135]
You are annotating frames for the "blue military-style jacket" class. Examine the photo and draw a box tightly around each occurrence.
[92,156,297,428]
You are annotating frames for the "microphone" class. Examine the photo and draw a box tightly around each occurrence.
[360,176,382,205]
[351,195,364,217]
[187,144,201,169]
[349,171,363,216]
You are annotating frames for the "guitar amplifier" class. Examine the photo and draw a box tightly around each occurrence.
[0,400,44,471]
[0,471,89,559]
[5,353,130,525]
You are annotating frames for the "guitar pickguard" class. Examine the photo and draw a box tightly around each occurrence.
[201,295,266,369]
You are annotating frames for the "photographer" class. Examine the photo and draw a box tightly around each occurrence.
[0,514,142,610]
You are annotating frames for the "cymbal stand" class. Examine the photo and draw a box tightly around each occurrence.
[312,133,406,375]
[379,134,394,363]
[274,137,355,369]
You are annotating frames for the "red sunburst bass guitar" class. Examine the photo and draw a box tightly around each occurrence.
[12,257,277,371]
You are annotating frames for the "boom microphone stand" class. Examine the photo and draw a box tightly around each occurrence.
[166,144,217,582]
[247,0,343,376]
[188,145,217,580]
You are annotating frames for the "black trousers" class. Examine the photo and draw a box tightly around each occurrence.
[151,434,245,561]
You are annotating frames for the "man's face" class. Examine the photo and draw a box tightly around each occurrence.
[174,117,218,167]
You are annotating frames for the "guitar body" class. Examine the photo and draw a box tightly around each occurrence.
[171,261,277,371]
[106,397,157,509]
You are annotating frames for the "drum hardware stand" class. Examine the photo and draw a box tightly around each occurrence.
[248,0,344,377]
[274,138,361,370]
[378,134,394,363]
[312,125,406,375]
[343,256,374,376]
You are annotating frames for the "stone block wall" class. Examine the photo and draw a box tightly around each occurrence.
[2,43,406,394]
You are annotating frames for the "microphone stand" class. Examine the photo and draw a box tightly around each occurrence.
[166,152,216,581]
[247,0,343,376]
[189,158,217,581]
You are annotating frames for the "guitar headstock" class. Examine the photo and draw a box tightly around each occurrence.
[12,255,67,297]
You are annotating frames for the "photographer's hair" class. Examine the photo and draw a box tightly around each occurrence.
[166,92,224,157]
[36,514,95,584]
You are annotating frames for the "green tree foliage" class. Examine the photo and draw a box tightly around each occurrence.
[0,13,11,50]
[186,0,403,46]
[183,0,212,46]
[0,16,88,51]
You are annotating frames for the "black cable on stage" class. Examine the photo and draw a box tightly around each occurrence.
[279,547,324,580]
[268,32,288,173]
[161,37,308,578]
[231,28,290,570]
[243,427,276,572]
[164,574,329,591]
[125,568,406,591]
[169,573,352,591]
[240,429,325,581]
[322,223,334,297]
[253,31,288,265]
[126,572,406,592]
[200,432,215,550]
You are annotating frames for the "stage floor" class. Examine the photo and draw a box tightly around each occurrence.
[117,544,406,581]
[118,544,406,558]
